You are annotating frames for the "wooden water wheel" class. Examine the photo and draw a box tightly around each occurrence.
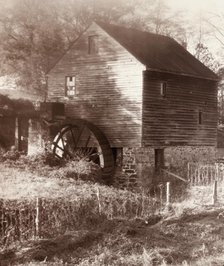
[50,119,114,184]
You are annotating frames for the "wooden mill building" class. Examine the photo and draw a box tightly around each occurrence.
[46,22,218,187]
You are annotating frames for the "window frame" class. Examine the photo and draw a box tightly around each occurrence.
[88,35,98,55]
[65,76,76,97]
[198,110,203,125]
[160,82,167,97]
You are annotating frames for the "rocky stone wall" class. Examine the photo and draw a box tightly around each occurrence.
[113,146,217,191]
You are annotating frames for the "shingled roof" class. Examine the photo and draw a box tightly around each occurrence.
[97,22,218,80]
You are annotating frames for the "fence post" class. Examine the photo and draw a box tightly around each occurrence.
[212,181,218,205]
[158,183,163,207]
[35,197,41,239]
[96,188,102,215]
[187,163,190,184]
[216,163,219,182]
[166,182,171,210]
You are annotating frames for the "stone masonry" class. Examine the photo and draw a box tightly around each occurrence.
[113,146,217,191]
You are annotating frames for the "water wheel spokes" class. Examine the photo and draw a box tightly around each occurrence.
[51,121,114,182]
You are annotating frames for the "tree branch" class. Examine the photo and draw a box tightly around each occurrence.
[213,33,224,47]
[205,19,224,39]
[8,33,18,41]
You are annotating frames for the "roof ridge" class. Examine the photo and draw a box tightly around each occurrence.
[96,21,218,80]
[47,20,218,81]
[96,20,171,39]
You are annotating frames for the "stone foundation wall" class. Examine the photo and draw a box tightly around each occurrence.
[113,147,154,190]
[113,146,217,190]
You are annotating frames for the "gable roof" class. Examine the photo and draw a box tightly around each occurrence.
[97,22,218,81]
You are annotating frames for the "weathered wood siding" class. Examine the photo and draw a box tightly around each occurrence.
[142,71,217,147]
[47,23,145,147]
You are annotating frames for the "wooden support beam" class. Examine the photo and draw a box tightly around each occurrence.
[162,169,188,183]
[154,148,164,172]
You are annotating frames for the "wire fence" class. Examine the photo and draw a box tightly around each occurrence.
[2,162,220,248]
[0,190,169,248]
[187,162,224,186]
[0,199,36,247]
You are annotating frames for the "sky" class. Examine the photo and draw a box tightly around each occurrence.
[168,0,224,60]
[168,0,223,14]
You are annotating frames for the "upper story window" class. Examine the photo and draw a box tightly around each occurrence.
[198,111,203,125]
[160,82,167,97]
[65,76,76,97]
[88,35,98,54]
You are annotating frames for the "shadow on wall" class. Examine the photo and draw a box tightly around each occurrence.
[47,28,144,148]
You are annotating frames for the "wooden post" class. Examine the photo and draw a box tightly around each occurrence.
[158,183,163,207]
[212,181,218,205]
[15,117,19,150]
[155,149,165,172]
[154,149,165,183]
[166,182,171,208]
[35,198,41,239]
[187,163,190,183]
[215,163,219,182]
[96,188,102,215]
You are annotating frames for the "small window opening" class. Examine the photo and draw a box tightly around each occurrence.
[160,82,167,97]
[88,35,98,54]
[198,111,203,125]
[65,76,76,97]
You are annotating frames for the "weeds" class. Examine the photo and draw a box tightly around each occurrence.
[1,151,103,183]
[1,150,224,265]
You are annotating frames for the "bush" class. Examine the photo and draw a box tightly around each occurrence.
[0,148,21,162]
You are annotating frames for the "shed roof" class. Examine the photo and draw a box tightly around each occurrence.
[97,22,218,80]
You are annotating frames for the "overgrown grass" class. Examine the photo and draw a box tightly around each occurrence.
[11,209,224,266]
[1,151,104,183]
[0,164,158,217]
[2,153,224,265]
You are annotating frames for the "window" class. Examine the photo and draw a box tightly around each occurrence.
[198,111,203,125]
[65,76,76,97]
[88,35,98,54]
[160,82,167,97]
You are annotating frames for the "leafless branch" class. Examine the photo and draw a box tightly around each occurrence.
[8,33,18,41]
[213,33,224,47]
[205,19,224,39]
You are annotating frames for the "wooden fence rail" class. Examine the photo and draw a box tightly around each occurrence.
[187,162,224,186]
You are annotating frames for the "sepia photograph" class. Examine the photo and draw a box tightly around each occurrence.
[0,0,224,265]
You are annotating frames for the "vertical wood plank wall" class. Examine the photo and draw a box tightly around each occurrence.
[142,71,217,147]
[47,24,145,147]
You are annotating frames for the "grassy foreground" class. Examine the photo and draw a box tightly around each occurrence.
[1,162,224,265]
